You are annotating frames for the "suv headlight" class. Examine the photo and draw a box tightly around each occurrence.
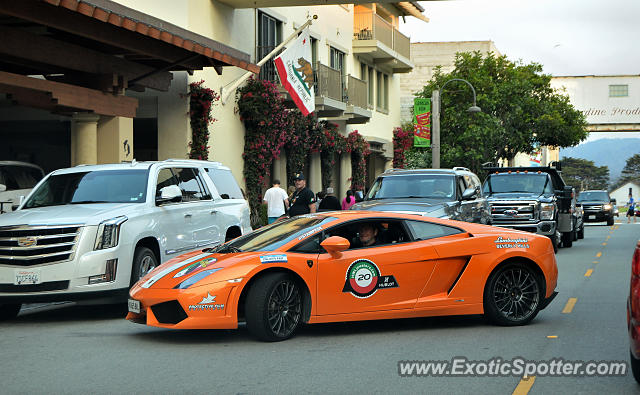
[540,203,555,220]
[603,204,612,211]
[94,216,127,250]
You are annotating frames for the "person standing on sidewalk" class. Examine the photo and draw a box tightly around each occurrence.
[263,179,289,224]
[289,172,316,216]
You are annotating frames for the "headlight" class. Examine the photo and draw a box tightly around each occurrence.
[540,203,555,220]
[603,204,612,211]
[174,268,221,289]
[94,216,127,250]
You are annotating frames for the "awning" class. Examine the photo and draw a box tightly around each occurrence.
[395,2,430,23]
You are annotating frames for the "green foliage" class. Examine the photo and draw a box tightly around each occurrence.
[560,157,609,192]
[405,148,432,169]
[621,154,640,183]
[415,52,588,174]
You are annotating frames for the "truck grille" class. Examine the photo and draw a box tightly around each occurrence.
[0,225,82,267]
[582,204,603,212]
[490,202,536,223]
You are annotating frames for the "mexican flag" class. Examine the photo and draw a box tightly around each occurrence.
[274,28,315,116]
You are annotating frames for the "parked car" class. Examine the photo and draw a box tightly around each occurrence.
[577,190,616,226]
[128,211,558,341]
[0,159,251,320]
[627,239,640,382]
[483,164,578,251]
[0,161,45,213]
[351,167,491,224]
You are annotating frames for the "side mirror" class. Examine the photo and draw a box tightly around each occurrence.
[461,187,477,201]
[156,185,182,205]
[611,198,616,205]
[0,184,6,192]
[320,236,350,257]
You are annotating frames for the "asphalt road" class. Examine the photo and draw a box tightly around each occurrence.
[1,221,639,394]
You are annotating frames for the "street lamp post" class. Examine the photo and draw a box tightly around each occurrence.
[431,78,481,169]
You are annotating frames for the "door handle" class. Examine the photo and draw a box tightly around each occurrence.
[184,213,192,218]
[210,210,218,214]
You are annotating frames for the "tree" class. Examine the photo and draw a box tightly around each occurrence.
[415,52,588,174]
[620,154,640,184]
[560,157,609,192]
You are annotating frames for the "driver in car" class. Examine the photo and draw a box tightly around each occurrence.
[353,223,380,248]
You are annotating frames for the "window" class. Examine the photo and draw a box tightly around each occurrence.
[323,220,408,249]
[257,12,282,82]
[330,47,345,77]
[174,168,210,201]
[376,71,388,111]
[368,67,374,107]
[405,220,463,240]
[609,84,628,97]
[361,63,374,107]
[205,168,243,199]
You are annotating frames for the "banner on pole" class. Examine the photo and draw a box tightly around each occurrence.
[274,28,315,116]
[413,98,431,147]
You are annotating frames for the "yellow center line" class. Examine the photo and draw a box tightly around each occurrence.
[606,235,610,240]
[602,242,607,246]
[596,252,602,258]
[593,261,599,264]
[513,376,536,395]
[562,298,578,313]
[547,335,558,339]
[585,269,593,277]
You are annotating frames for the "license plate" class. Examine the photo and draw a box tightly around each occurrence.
[588,215,595,220]
[128,299,141,314]
[14,269,40,285]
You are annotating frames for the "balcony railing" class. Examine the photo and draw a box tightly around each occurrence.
[346,75,367,109]
[256,45,281,83]
[314,62,343,102]
[353,11,411,59]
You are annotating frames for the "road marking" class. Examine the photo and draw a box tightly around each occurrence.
[513,376,536,395]
[606,235,610,240]
[585,269,593,277]
[547,335,558,339]
[602,242,607,246]
[562,298,578,313]
[596,252,602,258]
[593,261,599,264]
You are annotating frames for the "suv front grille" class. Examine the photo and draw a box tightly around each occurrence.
[583,204,603,212]
[0,225,82,267]
[490,202,536,223]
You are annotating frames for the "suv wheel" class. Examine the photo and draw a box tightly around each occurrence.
[606,216,614,226]
[131,246,159,286]
[549,234,559,253]
[561,231,573,248]
[0,303,21,321]
[577,225,584,239]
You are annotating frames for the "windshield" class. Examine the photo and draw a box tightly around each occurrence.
[577,191,609,202]
[366,174,455,200]
[215,216,337,252]
[23,169,149,208]
[483,173,550,194]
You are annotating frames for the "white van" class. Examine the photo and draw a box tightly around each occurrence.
[0,161,45,213]
[0,159,251,319]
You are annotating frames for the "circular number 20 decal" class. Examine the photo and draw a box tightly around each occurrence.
[344,259,380,298]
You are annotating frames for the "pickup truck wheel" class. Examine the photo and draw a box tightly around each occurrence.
[0,303,21,321]
[577,225,584,239]
[572,229,578,241]
[550,234,558,253]
[561,232,573,248]
[131,246,159,286]
[484,262,541,326]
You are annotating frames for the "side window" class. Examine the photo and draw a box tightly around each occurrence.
[205,168,243,199]
[324,220,408,250]
[156,168,179,198]
[289,234,325,254]
[174,168,211,201]
[471,174,482,196]
[544,176,554,194]
[456,177,466,198]
[405,220,463,240]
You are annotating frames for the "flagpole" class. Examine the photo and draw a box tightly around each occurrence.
[220,15,318,105]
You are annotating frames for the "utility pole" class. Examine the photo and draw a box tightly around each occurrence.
[431,89,440,169]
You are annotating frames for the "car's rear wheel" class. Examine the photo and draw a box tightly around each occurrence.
[131,246,159,286]
[0,303,21,321]
[631,351,640,383]
[245,273,303,341]
[577,225,584,239]
[484,262,541,326]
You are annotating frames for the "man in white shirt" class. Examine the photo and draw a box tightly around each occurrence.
[263,179,289,224]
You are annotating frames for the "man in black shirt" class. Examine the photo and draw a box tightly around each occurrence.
[318,187,341,211]
[288,172,316,216]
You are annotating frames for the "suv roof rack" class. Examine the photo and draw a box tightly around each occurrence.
[452,167,470,172]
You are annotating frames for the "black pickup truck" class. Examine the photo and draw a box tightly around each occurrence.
[482,164,578,252]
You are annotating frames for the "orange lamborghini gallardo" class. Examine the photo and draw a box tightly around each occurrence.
[127,211,558,341]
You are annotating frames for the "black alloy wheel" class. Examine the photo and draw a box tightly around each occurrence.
[246,273,303,341]
[484,263,541,326]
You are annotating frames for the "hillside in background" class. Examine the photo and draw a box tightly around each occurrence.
[560,138,640,182]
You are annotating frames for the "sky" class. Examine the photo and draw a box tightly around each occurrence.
[399,0,640,142]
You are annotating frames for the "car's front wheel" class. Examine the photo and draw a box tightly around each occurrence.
[131,246,159,286]
[484,262,542,326]
[245,273,303,341]
[607,216,614,226]
[561,231,573,248]
[0,303,21,321]
[631,351,640,383]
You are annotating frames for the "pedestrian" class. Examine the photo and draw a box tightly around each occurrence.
[318,187,341,211]
[628,193,636,224]
[315,190,326,211]
[342,190,356,210]
[263,179,289,224]
[288,172,316,216]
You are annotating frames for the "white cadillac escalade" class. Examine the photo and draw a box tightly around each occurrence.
[0,159,251,319]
